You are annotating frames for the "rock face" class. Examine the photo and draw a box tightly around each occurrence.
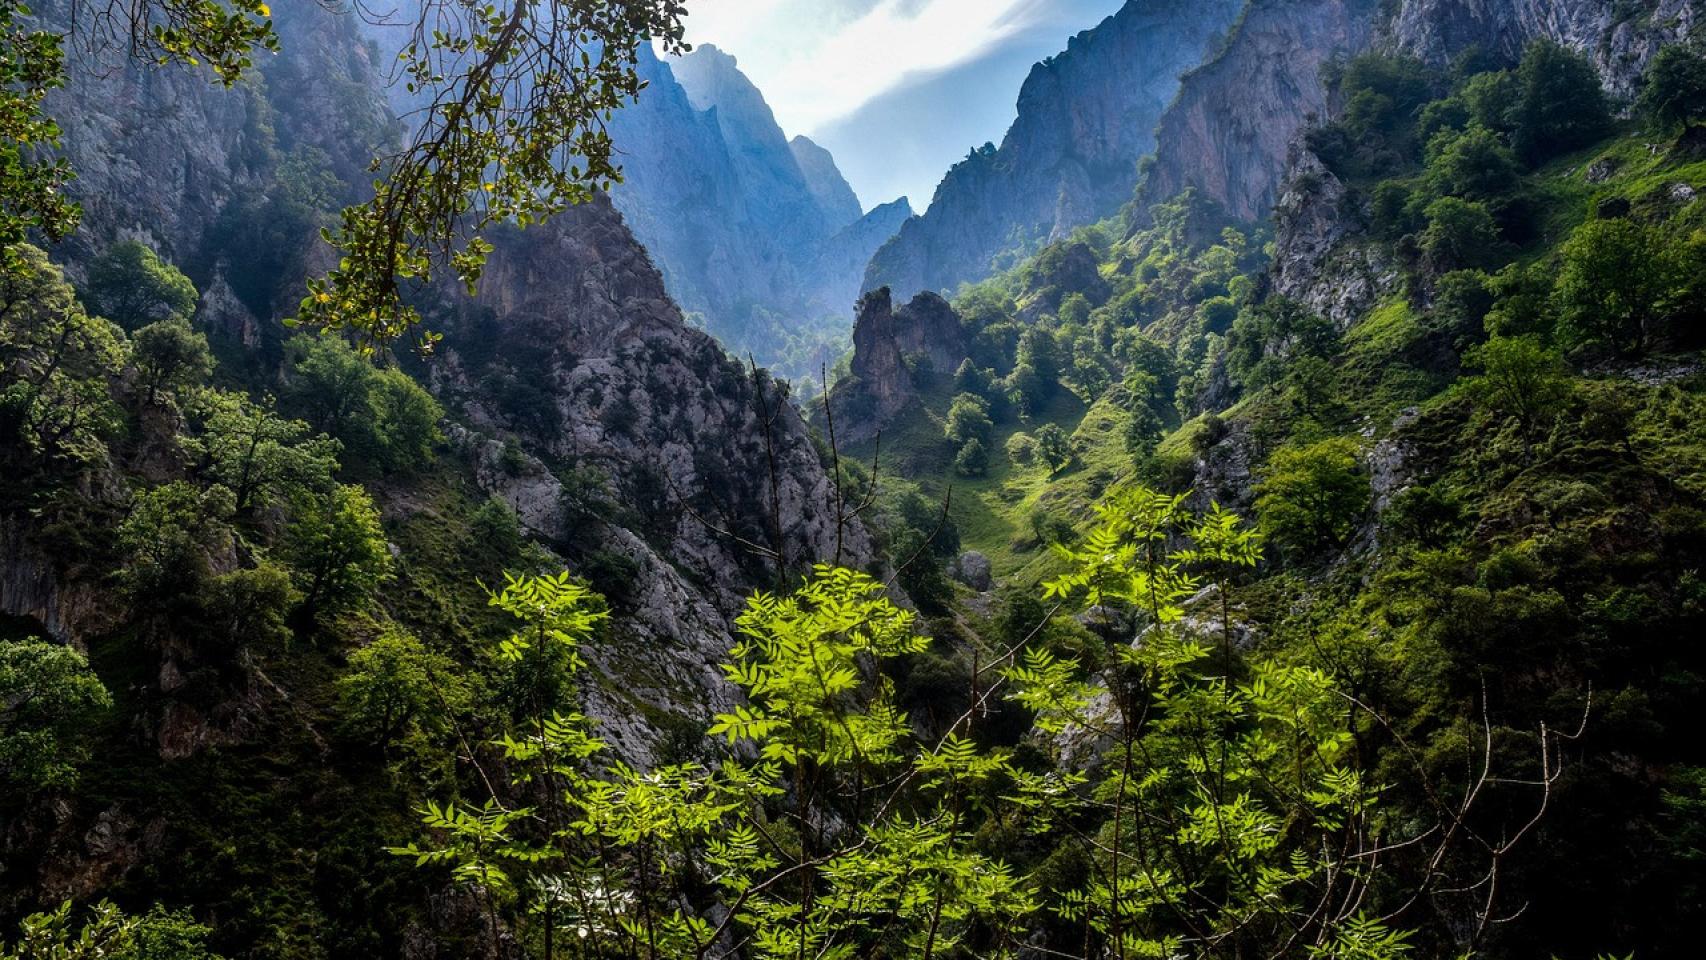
[1258,0,1702,319]
[1386,0,1699,96]
[430,195,881,758]
[790,136,865,230]
[828,288,969,442]
[863,0,1246,302]
[1136,0,1381,223]
[605,47,904,371]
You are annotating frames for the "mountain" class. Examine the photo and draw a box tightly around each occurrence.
[862,0,1246,302]
[604,46,905,380]
[3,1,880,936]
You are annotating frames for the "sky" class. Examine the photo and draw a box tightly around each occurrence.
[677,0,1128,212]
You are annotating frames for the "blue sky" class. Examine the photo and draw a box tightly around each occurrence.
[678,0,1128,212]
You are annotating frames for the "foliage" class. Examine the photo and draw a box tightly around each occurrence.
[944,392,993,446]
[1465,335,1571,431]
[131,318,213,405]
[1639,43,1706,128]
[1,900,222,960]
[183,389,339,513]
[0,246,127,469]
[952,436,989,478]
[1510,40,1613,164]
[1419,196,1508,272]
[1033,423,1074,474]
[1553,217,1690,354]
[278,483,392,620]
[116,481,236,599]
[337,628,470,747]
[1254,437,1368,558]
[0,0,77,247]
[281,335,442,473]
[296,1,691,344]
[82,242,198,330]
[0,639,111,793]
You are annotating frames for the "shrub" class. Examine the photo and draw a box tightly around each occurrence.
[1419,197,1509,272]
[1005,431,1036,465]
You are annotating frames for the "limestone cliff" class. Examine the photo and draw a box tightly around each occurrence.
[863,0,1246,302]
[827,288,968,442]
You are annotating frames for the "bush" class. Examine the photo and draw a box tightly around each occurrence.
[944,392,993,446]
[1254,437,1368,558]
[1004,431,1036,465]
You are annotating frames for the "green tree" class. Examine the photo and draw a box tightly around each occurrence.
[82,241,198,330]
[116,481,236,600]
[1034,423,1074,474]
[1419,197,1508,272]
[1553,217,1685,354]
[131,318,212,404]
[0,246,126,468]
[953,436,989,477]
[1640,43,1706,128]
[944,392,993,446]
[1511,39,1613,163]
[337,628,469,747]
[1254,437,1368,557]
[1004,431,1036,465]
[0,639,111,792]
[0,0,77,250]
[283,334,373,440]
[184,390,339,513]
[1465,335,1572,431]
[1425,125,1522,201]
[369,368,443,472]
[279,484,392,620]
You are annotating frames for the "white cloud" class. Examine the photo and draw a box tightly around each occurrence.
[679,0,1051,135]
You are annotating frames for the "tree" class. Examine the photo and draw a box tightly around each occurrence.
[1,0,77,249]
[952,437,989,478]
[1640,43,1706,128]
[116,481,236,600]
[1254,436,1368,558]
[1465,335,1572,431]
[944,392,993,447]
[279,484,392,620]
[82,241,198,330]
[1034,423,1074,474]
[1005,431,1036,465]
[1419,197,1509,272]
[337,628,469,747]
[0,245,126,467]
[184,390,339,513]
[369,368,442,472]
[1511,39,1613,163]
[0,639,111,793]
[131,318,212,404]
[1553,217,1685,355]
[1425,125,1522,201]
[283,334,373,439]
